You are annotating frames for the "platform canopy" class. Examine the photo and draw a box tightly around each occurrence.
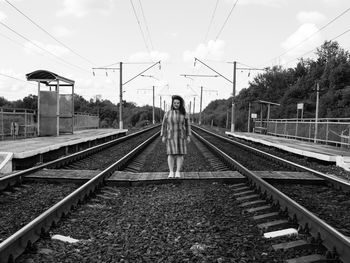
[26,69,74,86]
[25,69,75,136]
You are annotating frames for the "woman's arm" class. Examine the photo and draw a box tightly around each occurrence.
[161,111,168,142]
[185,114,191,142]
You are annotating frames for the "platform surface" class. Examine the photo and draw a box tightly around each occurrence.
[226,131,350,163]
[0,128,127,159]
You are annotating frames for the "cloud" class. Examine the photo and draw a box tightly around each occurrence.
[297,11,326,24]
[52,26,73,37]
[183,39,225,63]
[281,23,323,57]
[128,50,170,62]
[0,11,7,21]
[57,0,113,18]
[23,40,70,57]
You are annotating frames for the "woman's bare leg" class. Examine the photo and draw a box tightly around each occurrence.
[175,155,184,177]
[168,155,175,177]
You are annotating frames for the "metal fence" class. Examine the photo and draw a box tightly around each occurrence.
[0,108,37,140]
[73,112,99,130]
[0,108,99,140]
[254,118,350,148]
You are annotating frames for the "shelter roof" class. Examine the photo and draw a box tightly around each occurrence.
[26,70,74,86]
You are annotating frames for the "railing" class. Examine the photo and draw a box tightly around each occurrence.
[254,118,350,148]
[0,108,36,140]
[0,109,99,140]
[73,112,99,130]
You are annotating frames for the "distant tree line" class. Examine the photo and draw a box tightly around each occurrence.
[199,40,350,131]
[0,94,164,129]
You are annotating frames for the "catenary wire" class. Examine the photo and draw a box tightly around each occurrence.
[266,7,350,65]
[138,0,154,51]
[0,72,36,86]
[204,0,219,42]
[4,0,97,66]
[283,27,350,66]
[129,0,151,54]
[0,21,90,73]
[215,0,239,40]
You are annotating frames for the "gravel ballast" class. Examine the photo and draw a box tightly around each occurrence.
[17,182,292,263]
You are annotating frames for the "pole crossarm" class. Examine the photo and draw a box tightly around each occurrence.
[123,61,161,86]
[194,57,233,84]
[180,74,219,78]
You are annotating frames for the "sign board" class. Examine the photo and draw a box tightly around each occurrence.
[297,103,304,110]
[251,113,257,119]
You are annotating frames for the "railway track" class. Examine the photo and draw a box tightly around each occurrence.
[1,125,350,262]
[0,126,160,262]
[191,126,350,262]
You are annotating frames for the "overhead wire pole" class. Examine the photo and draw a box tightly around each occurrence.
[180,73,218,126]
[193,57,234,130]
[93,60,161,129]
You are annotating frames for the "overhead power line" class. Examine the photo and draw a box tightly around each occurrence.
[204,0,219,42]
[215,0,239,40]
[138,0,154,50]
[5,0,96,66]
[267,6,350,65]
[0,72,36,85]
[130,0,151,53]
[284,27,350,66]
[0,21,89,73]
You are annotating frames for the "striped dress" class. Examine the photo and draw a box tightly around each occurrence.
[161,110,191,155]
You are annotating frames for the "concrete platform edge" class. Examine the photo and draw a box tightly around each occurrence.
[13,129,128,159]
[225,132,335,162]
[0,152,13,174]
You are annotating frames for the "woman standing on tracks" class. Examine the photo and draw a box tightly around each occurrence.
[161,95,191,178]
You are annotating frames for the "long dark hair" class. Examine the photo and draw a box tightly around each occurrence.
[171,95,186,115]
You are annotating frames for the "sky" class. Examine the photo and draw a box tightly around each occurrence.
[0,0,350,112]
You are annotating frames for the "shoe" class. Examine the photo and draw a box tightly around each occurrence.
[175,171,181,178]
[168,171,174,178]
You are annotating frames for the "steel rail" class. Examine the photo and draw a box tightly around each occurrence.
[0,125,160,191]
[0,130,160,263]
[192,125,350,192]
[193,129,350,262]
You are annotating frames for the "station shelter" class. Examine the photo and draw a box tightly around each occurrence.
[26,70,75,136]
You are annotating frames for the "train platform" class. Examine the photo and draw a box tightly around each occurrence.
[225,131,350,171]
[0,129,127,174]
[25,170,324,185]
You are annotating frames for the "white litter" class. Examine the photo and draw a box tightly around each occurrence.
[263,228,298,239]
[52,234,79,243]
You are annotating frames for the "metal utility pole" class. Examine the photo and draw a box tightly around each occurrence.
[231,61,236,133]
[193,97,195,123]
[152,86,155,124]
[159,96,162,121]
[248,102,251,132]
[189,101,192,121]
[199,86,203,125]
[314,82,320,143]
[119,62,123,129]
